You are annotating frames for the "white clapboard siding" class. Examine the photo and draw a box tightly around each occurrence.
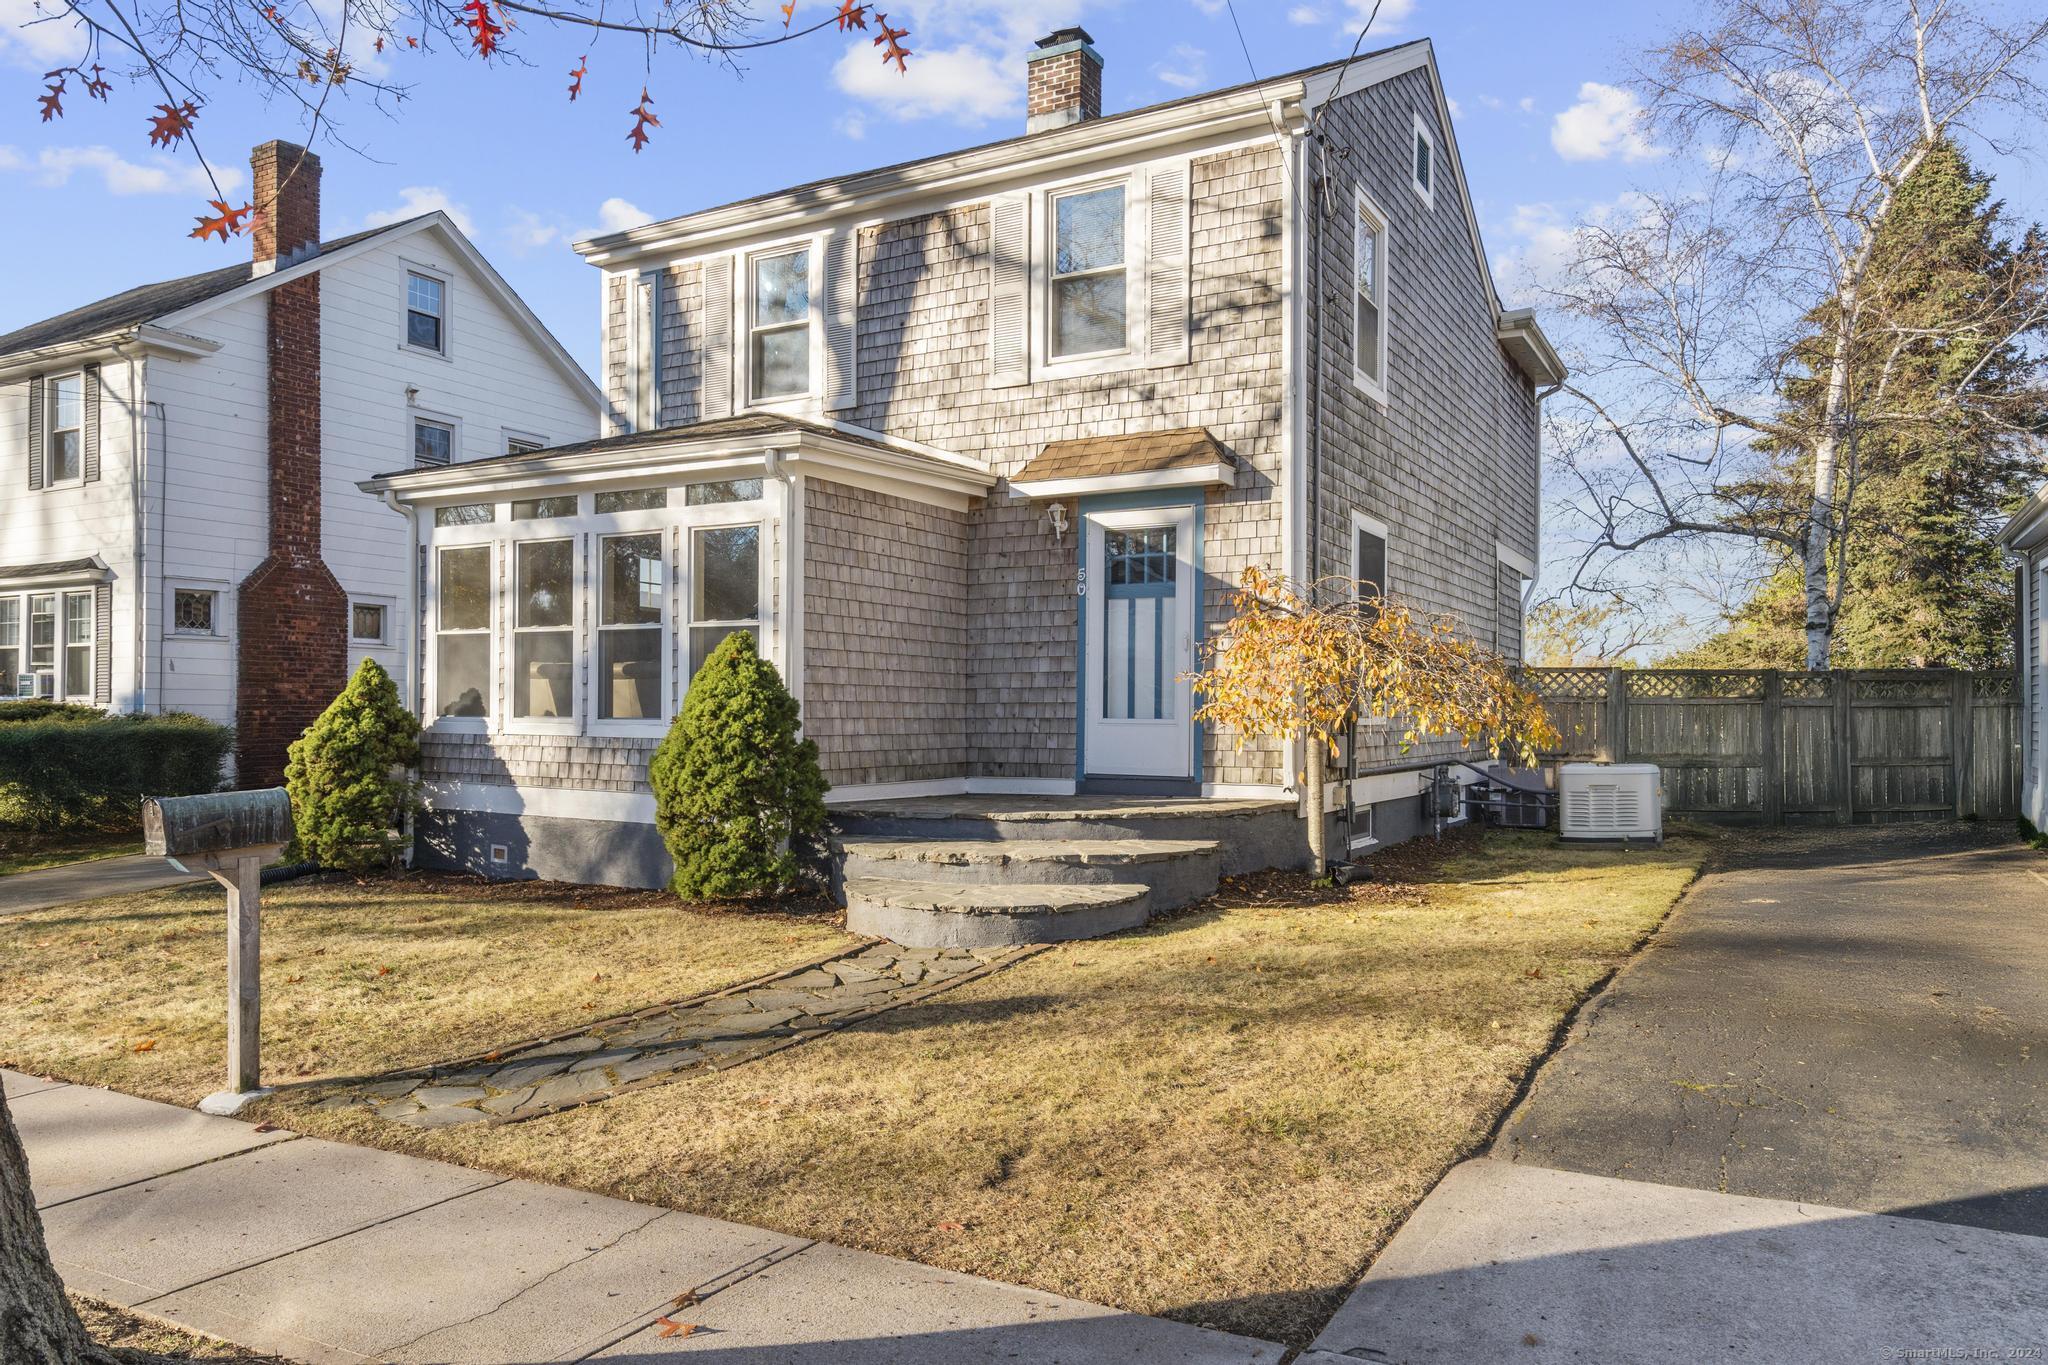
[700,254,735,419]
[823,228,859,411]
[988,194,1031,389]
[1146,161,1192,369]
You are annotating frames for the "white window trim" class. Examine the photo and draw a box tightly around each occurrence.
[1351,509,1391,726]
[740,236,822,410]
[1351,187,1391,407]
[502,429,549,457]
[630,270,661,431]
[349,596,394,647]
[58,588,94,704]
[42,372,87,490]
[411,409,462,469]
[1411,112,1436,210]
[418,481,771,741]
[402,260,453,360]
[1034,174,1141,381]
[166,581,229,641]
[507,536,581,737]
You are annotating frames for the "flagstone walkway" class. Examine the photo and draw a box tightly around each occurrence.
[312,941,1039,1127]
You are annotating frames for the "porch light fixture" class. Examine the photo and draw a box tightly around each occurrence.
[1048,502,1069,545]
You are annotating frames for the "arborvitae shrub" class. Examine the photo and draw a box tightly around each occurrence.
[649,631,828,899]
[284,658,421,871]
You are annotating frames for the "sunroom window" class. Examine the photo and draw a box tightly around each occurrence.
[689,525,760,676]
[0,599,18,694]
[599,534,664,721]
[513,540,574,721]
[435,546,491,719]
[62,591,91,698]
[1051,185,1127,358]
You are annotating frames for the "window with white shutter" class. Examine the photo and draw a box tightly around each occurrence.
[1145,161,1191,368]
[988,194,1031,388]
[700,254,735,419]
[823,228,858,410]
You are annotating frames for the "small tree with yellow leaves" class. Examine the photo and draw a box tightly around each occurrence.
[1190,567,1558,874]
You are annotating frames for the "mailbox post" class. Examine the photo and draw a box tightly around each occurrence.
[143,788,293,1115]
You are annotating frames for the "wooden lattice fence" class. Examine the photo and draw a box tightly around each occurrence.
[1524,668,2021,825]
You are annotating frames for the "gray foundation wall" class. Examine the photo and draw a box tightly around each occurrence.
[415,809,671,889]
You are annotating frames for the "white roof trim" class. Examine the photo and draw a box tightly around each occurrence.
[1998,482,2048,549]
[1496,309,1566,388]
[361,427,995,513]
[1494,541,1537,579]
[1009,462,1236,500]
[157,213,602,409]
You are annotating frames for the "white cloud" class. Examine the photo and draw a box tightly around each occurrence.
[1551,81,1660,162]
[364,185,475,235]
[1446,95,1462,119]
[834,41,1017,125]
[1288,5,1323,24]
[0,0,88,65]
[837,109,869,141]
[596,197,652,234]
[5,144,239,197]
[1491,192,1660,305]
[1518,96,1536,114]
[504,209,561,255]
[1342,0,1415,34]
[1153,43,1207,91]
[1189,0,1227,13]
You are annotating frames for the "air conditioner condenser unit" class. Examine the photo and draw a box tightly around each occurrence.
[1557,763,1663,844]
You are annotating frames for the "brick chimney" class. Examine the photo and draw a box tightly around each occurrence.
[1026,27,1103,134]
[236,139,346,786]
[250,140,322,276]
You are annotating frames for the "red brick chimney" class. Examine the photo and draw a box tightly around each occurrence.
[236,139,346,786]
[1026,27,1103,134]
[251,140,322,275]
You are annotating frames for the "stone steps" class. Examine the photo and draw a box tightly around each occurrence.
[843,877,1153,949]
[836,836,1221,911]
[832,797,1305,876]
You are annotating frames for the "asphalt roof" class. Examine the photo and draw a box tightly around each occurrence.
[578,39,1422,253]
[371,413,907,483]
[0,220,418,359]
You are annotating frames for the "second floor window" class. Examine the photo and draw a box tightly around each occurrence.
[46,374,83,484]
[750,248,810,400]
[407,271,445,352]
[1354,194,1389,400]
[414,419,453,467]
[1051,185,1127,358]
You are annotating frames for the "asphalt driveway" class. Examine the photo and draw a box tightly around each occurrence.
[1304,824,2048,1364]
[1497,822,2047,1236]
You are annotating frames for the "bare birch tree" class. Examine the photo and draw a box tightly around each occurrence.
[1546,0,2048,668]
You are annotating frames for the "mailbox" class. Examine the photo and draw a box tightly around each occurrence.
[145,787,293,1112]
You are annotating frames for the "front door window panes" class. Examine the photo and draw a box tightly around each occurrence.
[750,249,810,400]
[514,540,574,721]
[690,525,760,676]
[1052,186,1127,357]
[599,534,664,721]
[436,546,490,718]
[1103,528,1177,721]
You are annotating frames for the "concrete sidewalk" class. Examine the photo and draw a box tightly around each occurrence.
[0,852,199,914]
[8,1069,1281,1364]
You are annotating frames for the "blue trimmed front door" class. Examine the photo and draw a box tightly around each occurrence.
[1081,505,1196,778]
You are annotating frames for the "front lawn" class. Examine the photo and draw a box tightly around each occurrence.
[1,830,1703,1347]
[0,873,854,1103]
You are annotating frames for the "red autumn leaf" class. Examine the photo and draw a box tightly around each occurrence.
[626,87,659,152]
[654,1317,698,1339]
[83,64,111,100]
[38,75,65,122]
[778,0,795,26]
[147,100,199,149]
[934,1220,965,1232]
[376,965,393,976]
[405,34,418,46]
[482,1050,503,1062]
[670,1290,701,1308]
[253,1121,279,1133]
[373,35,385,51]
[461,0,503,58]
[190,200,255,242]
[834,0,867,31]
[132,1038,157,1053]
[872,14,912,73]
[262,5,277,18]
[567,54,587,101]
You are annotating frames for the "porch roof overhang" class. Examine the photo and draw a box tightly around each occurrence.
[1008,427,1237,501]
[1998,482,2048,551]
[1496,309,1567,390]
[360,415,996,513]
[0,555,110,588]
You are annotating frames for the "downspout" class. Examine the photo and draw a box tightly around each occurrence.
[764,448,798,700]
[380,489,421,715]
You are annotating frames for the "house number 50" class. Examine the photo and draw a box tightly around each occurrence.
[1076,567,1088,599]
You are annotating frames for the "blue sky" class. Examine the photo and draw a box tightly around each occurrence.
[0,0,1740,372]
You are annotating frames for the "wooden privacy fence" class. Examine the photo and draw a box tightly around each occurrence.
[1525,669,2022,826]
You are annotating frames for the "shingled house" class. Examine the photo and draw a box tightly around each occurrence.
[365,32,1563,893]
[0,141,601,782]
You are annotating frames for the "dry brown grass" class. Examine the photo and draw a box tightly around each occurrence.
[0,871,853,1104]
[8,834,1703,1347]
[72,1295,298,1363]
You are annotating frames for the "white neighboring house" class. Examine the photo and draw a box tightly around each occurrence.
[2000,489,2048,829]
[0,140,601,782]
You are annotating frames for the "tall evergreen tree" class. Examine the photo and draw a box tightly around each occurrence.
[1673,141,2048,669]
